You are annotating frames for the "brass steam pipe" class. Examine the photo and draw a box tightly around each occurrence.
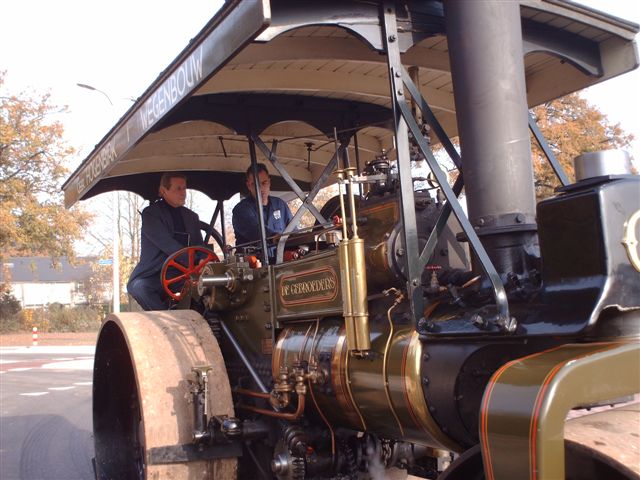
[237,395,306,421]
[336,170,350,241]
[336,169,356,349]
[346,167,359,238]
[382,288,406,437]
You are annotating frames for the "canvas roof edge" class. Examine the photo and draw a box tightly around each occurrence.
[539,0,640,35]
[62,0,272,208]
[62,0,639,209]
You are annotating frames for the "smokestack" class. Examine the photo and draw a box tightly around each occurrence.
[445,0,537,275]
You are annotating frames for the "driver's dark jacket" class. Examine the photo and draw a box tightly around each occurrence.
[128,199,205,284]
[232,195,294,253]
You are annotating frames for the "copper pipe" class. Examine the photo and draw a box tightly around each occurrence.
[423,300,441,318]
[308,378,335,454]
[237,395,306,421]
[299,322,314,361]
[462,275,481,289]
[306,320,335,455]
[234,387,271,400]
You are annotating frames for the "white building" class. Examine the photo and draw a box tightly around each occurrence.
[1,257,97,307]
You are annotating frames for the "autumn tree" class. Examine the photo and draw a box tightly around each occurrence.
[0,71,92,260]
[119,191,144,279]
[531,92,634,199]
[82,259,112,307]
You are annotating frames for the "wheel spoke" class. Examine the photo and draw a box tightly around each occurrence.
[168,260,189,273]
[188,249,196,269]
[167,274,188,285]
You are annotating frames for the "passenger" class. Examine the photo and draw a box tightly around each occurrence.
[127,172,208,310]
[232,163,294,262]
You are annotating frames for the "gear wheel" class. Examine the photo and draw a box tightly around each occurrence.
[284,425,309,456]
[291,456,306,480]
[341,440,358,479]
[204,312,222,341]
[272,439,306,480]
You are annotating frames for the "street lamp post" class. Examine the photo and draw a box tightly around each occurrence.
[77,82,120,313]
[112,191,120,313]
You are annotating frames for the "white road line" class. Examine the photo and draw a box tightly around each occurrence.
[42,359,93,370]
[7,367,32,372]
[73,381,93,386]
[0,346,95,354]
[48,386,75,391]
[0,360,19,364]
[20,392,49,397]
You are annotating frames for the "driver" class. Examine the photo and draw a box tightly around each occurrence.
[232,163,294,262]
[127,172,208,310]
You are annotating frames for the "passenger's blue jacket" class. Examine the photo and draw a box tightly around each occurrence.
[232,195,294,249]
[128,199,205,283]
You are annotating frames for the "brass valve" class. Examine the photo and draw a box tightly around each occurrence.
[305,355,327,385]
[274,365,293,394]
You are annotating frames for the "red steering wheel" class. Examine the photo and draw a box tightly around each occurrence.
[161,246,219,301]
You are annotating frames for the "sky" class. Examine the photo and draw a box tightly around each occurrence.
[2,0,639,252]
[2,1,225,253]
[577,0,640,162]
[2,0,224,165]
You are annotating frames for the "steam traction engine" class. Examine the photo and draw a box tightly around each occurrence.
[93,146,640,479]
[64,1,640,479]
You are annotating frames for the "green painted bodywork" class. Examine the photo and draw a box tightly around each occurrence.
[480,341,640,480]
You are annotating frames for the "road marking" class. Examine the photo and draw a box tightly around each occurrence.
[74,381,93,386]
[20,392,49,397]
[7,367,32,372]
[0,346,95,354]
[48,386,75,391]
[42,359,93,370]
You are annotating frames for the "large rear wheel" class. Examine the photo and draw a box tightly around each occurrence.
[93,310,236,479]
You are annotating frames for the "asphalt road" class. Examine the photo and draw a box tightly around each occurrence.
[0,346,420,480]
[0,346,95,480]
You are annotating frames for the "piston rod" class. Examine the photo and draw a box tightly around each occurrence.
[220,320,269,394]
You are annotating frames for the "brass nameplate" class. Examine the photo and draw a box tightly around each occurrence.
[279,267,338,306]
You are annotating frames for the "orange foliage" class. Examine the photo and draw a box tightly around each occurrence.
[531,93,634,199]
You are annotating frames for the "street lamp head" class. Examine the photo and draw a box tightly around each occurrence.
[76,83,113,105]
[76,83,96,91]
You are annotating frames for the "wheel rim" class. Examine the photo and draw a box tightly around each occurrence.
[93,311,236,479]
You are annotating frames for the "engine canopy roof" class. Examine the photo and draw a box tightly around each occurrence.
[63,0,639,207]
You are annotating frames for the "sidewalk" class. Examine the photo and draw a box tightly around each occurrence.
[0,331,98,347]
